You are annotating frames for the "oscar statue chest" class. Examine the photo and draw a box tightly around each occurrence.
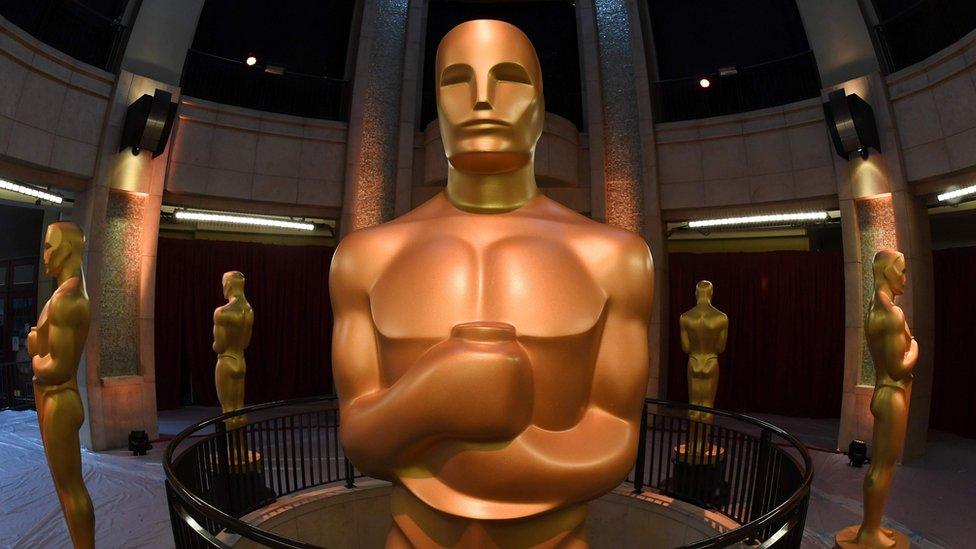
[370,233,607,339]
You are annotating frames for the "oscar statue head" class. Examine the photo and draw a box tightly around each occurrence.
[695,280,714,303]
[435,19,544,175]
[222,271,245,300]
[873,249,907,296]
[42,221,84,279]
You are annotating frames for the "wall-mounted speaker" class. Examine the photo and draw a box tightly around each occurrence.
[120,89,178,158]
[824,89,881,160]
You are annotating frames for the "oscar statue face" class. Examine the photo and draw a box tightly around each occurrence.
[436,20,544,175]
[885,254,907,296]
[42,225,70,278]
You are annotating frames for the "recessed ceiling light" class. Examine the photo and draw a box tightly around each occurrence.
[0,178,63,204]
[174,210,314,231]
[688,211,829,229]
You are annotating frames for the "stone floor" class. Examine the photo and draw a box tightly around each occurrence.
[1,407,971,548]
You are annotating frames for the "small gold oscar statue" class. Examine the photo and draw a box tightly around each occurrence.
[29,221,95,549]
[836,250,917,549]
[678,280,728,461]
[213,271,256,466]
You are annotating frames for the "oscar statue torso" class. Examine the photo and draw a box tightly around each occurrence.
[213,290,253,429]
[679,301,727,414]
[332,193,653,547]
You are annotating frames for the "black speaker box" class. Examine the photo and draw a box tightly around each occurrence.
[823,89,881,160]
[120,89,178,157]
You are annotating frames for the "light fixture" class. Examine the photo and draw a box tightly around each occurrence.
[264,63,286,75]
[245,55,258,66]
[718,66,738,77]
[688,211,829,229]
[699,78,711,89]
[0,178,63,204]
[848,439,868,468]
[174,210,315,231]
[937,184,976,203]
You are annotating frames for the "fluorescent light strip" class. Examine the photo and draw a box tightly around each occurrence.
[174,210,315,231]
[688,211,829,229]
[937,184,976,202]
[0,179,63,204]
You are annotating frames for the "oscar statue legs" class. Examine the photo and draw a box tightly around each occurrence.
[35,384,95,549]
[859,387,908,548]
[387,486,588,548]
[688,353,719,451]
[215,354,246,430]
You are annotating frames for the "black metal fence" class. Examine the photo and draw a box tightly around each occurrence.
[180,50,350,122]
[0,361,34,411]
[652,50,822,123]
[875,0,976,74]
[631,400,812,548]
[164,396,812,548]
[0,0,128,72]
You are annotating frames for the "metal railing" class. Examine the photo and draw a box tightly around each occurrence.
[0,361,35,411]
[875,0,976,74]
[652,50,822,123]
[180,50,350,122]
[0,0,128,72]
[164,396,812,548]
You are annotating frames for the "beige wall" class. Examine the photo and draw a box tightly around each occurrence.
[0,15,114,179]
[888,28,976,184]
[166,98,347,208]
[655,97,838,211]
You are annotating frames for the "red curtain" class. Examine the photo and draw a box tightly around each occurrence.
[930,246,976,438]
[154,238,335,410]
[666,251,845,418]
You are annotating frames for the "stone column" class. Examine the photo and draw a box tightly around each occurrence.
[582,0,668,395]
[831,74,935,458]
[70,0,205,450]
[794,0,879,87]
[340,0,410,234]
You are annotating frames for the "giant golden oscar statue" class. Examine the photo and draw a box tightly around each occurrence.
[836,250,917,549]
[28,221,95,549]
[679,280,727,456]
[330,20,654,548]
[213,271,253,430]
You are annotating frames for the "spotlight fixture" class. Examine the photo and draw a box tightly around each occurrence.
[688,211,829,229]
[848,439,868,468]
[699,78,711,89]
[174,210,315,231]
[128,430,152,456]
[937,184,976,203]
[0,178,63,204]
[245,54,258,66]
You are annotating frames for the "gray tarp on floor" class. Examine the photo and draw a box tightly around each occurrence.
[0,410,174,548]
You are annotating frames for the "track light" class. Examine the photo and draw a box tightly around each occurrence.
[0,179,63,204]
[937,184,976,203]
[688,211,829,229]
[174,210,315,231]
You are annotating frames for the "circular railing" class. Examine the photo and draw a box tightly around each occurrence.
[164,397,812,548]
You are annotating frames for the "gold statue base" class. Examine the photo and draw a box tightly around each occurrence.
[834,525,910,549]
